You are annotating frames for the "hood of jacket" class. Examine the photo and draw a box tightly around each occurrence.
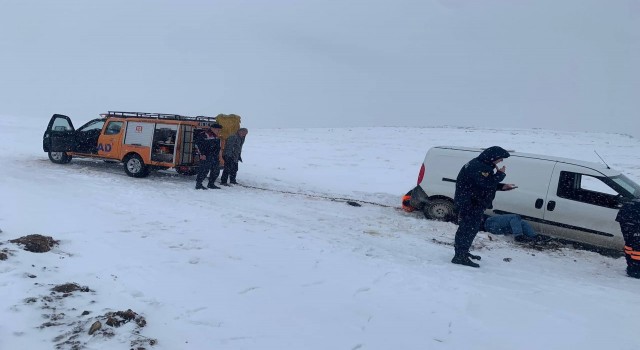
[477,146,511,165]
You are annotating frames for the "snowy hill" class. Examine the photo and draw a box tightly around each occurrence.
[1,114,640,350]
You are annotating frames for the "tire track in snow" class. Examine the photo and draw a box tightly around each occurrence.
[38,158,401,209]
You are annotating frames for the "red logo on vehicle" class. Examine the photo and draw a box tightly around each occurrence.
[135,126,143,133]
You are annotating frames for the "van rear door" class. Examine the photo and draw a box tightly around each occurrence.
[178,125,196,165]
[491,156,555,233]
[43,114,76,152]
[541,163,624,249]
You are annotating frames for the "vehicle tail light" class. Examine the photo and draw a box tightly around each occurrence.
[417,163,425,185]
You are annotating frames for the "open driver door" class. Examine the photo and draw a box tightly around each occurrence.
[43,114,76,152]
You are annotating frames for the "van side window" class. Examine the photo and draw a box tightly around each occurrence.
[557,171,621,209]
[105,121,123,135]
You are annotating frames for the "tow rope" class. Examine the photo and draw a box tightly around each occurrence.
[237,184,399,209]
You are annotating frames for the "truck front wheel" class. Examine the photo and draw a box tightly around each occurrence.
[48,151,72,164]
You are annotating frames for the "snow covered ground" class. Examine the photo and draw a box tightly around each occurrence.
[1,114,640,350]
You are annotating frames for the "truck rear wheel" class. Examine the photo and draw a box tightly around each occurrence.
[48,151,72,164]
[123,154,149,178]
[423,198,455,222]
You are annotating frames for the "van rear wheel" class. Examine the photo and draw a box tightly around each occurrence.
[123,154,149,178]
[423,198,455,222]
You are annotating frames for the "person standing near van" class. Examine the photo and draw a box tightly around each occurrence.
[452,146,516,268]
[220,128,248,186]
[194,123,223,190]
[616,198,640,278]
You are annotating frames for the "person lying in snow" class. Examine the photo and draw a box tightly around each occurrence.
[483,214,547,243]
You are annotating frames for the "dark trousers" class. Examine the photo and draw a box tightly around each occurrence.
[221,156,239,183]
[195,158,219,186]
[454,207,485,256]
[624,254,640,278]
[621,223,640,278]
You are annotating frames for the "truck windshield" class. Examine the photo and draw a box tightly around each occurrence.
[609,174,640,198]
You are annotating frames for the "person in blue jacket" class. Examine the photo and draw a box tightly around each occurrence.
[452,146,517,268]
[616,198,640,278]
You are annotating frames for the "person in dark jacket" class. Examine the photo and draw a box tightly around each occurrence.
[452,146,517,268]
[615,198,640,278]
[220,128,248,186]
[194,123,222,190]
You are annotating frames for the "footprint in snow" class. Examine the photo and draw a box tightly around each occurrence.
[238,286,259,295]
[354,287,370,295]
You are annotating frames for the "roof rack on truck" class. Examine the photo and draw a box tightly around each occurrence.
[104,111,218,124]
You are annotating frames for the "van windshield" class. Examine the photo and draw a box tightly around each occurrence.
[608,174,640,198]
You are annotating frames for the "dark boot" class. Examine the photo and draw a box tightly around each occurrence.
[627,266,640,279]
[533,235,552,243]
[195,183,208,190]
[230,180,238,185]
[468,253,481,261]
[207,183,220,189]
[451,253,480,268]
[220,182,231,186]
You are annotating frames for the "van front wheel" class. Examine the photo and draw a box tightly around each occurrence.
[123,154,149,178]
[423,198,455,222]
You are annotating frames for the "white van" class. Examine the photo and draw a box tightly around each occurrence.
[410,146,640,251]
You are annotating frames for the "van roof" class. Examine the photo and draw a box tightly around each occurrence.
[433,146,622,177]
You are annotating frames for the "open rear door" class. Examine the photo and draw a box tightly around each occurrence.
[43,114,76,152]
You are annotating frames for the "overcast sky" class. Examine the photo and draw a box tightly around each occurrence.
[1,0,638,136]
